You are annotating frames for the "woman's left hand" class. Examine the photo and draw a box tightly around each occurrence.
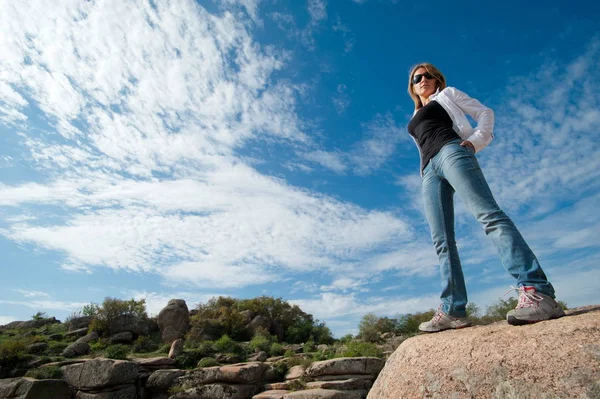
[460,141,475,152]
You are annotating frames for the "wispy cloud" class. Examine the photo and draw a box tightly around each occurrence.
[332,84,350,114]
[332,16,355,53]
[12,289,50,298]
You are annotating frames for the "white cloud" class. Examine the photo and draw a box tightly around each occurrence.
[303,150,348,173]
[332,84,350,114]
[12,289,50,298]
[332,16,355,53]
[0,300,88,313]
[308,0,327,24]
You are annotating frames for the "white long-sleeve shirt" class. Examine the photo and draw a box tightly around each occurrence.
[411,86,495,154]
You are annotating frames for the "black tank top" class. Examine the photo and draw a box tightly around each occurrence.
[407,100,461,172]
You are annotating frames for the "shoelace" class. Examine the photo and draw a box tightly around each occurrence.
[504,286,544,309]
[432,305,445,324]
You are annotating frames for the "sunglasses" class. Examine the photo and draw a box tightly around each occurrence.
[412,72,435,85]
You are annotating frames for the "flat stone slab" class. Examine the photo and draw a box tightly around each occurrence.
[41,359,90,368]
[285,365,305,380]
[306,378,372,390]
[170,383,258,399]
[305,358,384,378]
[75,384,136,399]
[253,390,291,399]
[283,389,367,399]
[182,362,268,385]
[311,374,374,382]
[133,357,176,367]
[61,358,138,389]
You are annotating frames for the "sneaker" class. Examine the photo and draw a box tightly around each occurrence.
[419,306,472,333]
[506,286,565,326]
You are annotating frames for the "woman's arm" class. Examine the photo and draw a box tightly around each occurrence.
[449,88,495,152]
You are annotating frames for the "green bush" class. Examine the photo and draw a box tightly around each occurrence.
[158,343,171,354]
[198,357,220,368]
[188,296,333,344]
[31,311,48,321]
[86,297,147,336]
[105,344,130,360]
[132,336,158,353]
[270,361,289,380]
[214,335,241,354]
[341,341,383,358]
[0,340,27,368]
[175,349,205,369]
[25,366,63,379]
[47,341,69,355]
[302,340,315,354]
[283,349,295,358]
[249,333,271,353]
[269,342,285,356]
[196,341,216,356]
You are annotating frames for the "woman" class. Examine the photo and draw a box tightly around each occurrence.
[406,63,564,332]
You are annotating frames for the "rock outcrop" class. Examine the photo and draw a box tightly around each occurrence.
[0,377,71,398]
[368,305,600,399]
[157,299,190,344]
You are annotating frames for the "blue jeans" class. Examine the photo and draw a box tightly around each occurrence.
[422,139,555,317]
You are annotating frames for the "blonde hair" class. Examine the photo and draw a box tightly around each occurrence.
[407,63,447,110]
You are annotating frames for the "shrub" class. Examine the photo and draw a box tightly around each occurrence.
[89,339,108,352]
[214,335,241,354]
[25,366,63,379]
[47,341,69,355]
[86,297,147,336]
[196,341,216,356]
[132,336,158,353]
[0,340,27,368]
[175,349,205,369]
[249,333,271,353]
[272,360,288,376]
[341,340,383,358]
[283,349,295,358]
[302,340,315,354]
[269,342,285,356]
[105,344,130,360]
[338,334,354,344]
[31,311,48,321]
[158,343,171,354]
[198,357,220,368]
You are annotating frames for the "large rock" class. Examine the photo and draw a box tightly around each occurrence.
[170,383,258,399]
[305,357,384,378]
[61,358,139,389]
[145,369,186,392]
[14,317,60,330]
[368,305,600,399]
[75,331,100,344]
[0,377,71,399]
[157,299,190,343]
[61,342,90,358]
[182,362,269,385]
[109,314,150,336]
[282,389,366,399]
[74,385,137,399]
[246,315,271,337]
[67,316,93,331]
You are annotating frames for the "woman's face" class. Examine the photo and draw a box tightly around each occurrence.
[412,67,437,99]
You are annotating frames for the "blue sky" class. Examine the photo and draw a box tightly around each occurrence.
[1,0,599,337]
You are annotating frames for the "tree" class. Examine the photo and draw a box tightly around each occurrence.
[358,313,381,343]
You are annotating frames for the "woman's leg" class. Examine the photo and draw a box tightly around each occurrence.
[436,142,555,297]
[422,163,468,318]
